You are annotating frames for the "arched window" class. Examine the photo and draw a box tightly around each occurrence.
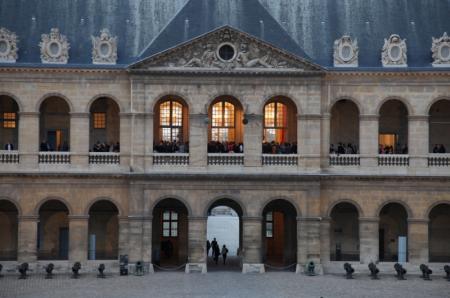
[264,102,287,143]
[160,100,183,142]
[211,100,235,142]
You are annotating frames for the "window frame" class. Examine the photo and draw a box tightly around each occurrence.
[263,101,288,143]
[211,100,236,142]
[162,209,179,238]
[159,100,184,142]
[93,112,106,129]
[2,112,17,129]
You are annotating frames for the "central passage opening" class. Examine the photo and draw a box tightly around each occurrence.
[206,199,242,271]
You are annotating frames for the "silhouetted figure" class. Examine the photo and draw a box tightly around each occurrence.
[221,245,229,265]
[394,263,406,280]
[368,262,379,280]
[45,263,54,279]
[72,262,81,279]
[206,240,211,257]
[343,263,354,279]
[97,264,106,278]
[444,265,450,281]
[420,264,432,281]
[18,263,28,279]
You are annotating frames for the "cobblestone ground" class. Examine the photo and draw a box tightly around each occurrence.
[0,271,448,298]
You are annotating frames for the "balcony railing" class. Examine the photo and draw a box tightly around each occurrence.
[0,150,19,164]
[262,154,298,166]
[428,153,450,167]
[208,153,244,166]
[89,152,120,165]
[38,152,71,164]
[378,154,409,166]
[153,153,189,166]
[329,154,360,166]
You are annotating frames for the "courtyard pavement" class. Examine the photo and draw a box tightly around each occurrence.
[0,270,448,298]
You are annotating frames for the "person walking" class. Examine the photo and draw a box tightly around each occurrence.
[213,241,220,265]
[206,240,211,257]
[221,245,229,265]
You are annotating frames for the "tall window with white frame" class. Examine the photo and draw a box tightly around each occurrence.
[162,210,178,238]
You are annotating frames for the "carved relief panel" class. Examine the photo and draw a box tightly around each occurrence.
[92,29,118,65]
[381,34,407,67]
[0,27,18,63]
[432,32,450,67]
[40,28,70,64]
[333,35,358,67]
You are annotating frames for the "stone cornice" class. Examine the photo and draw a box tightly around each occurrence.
[408,115,429,121]
[188,216,208,221]
[327,70,450,78]
[0,66,125,74]
[69,112,89,118]
[242,216,263,221]
[359,217,379,223]
[189,113,208,119]
[298,114,322,120]
[297,216,321,222]
[18,215,39,221]
[68,215,89,220]
[127,215,152,221]
[245,114,263,120]
[408,218,429,223]
[359,114,379,121]
[18,112,39,117]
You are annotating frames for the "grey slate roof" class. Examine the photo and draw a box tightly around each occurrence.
[0,0,449,69]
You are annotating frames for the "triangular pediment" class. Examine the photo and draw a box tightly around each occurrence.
[130,26,323,73]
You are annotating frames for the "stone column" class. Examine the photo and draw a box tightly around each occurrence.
[118,216,129,259]
[69,112,89,169]
[127,216,144,263]
[243,114,262,167]
[359,217,379,264]
[319,217,331,264]
[359,115,379,167]
[242,216,264,273]
[18,112,39,169]
[408,218,429,264]
[408,115,429,168]
[17,215,38,263]
[320,114,331,168]
[144,113,154,170]
[141,216,153,264]
[186,216,207,273]
[296,217,322,274]
[68,215,89,263]
[298,115,321,170]
[189,114,208,168]
[119,112,132,170]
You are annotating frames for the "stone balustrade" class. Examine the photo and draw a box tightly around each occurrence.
[262,154,298,166]
[0,150,19,164]
[329,154,360,166]
[153,153,189,166]
[428,153,450,167]
[207,153,244,166]
[38,152,71,164]
[377,154,409,166]
[89,152,120,165]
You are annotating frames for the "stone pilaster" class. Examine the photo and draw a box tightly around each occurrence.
[298,115,321,170]
[17,215,38,263]
[118,216,129,259]
[296,217,322,274]
[186,216,207,273]
[408,218,429,264]
[243,114,262,167]
[359,217,379,264]
[68,215,89,262]
[319,217,331,264]
[320,114,331,168]
[127,216,144,263]
[119,112,132,170]
[242,216,264,273]
[408,115,429,168]
[189,114,207,167]
[141,216,153,264]
[144,113,154,170]
[359,115,379,167]
[18,112,39,169]
[69,112,89,169]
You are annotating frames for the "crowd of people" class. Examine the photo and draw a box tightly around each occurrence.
[91,141,120,152]
[378,144,408,154]
[432,144,447,153]
[207,141,243,153]
[206,238,229,265]
[153,140,189,153]
[40,140,69,152]
[262,141,297,154]
[3,142,14,151]
[329,143,359,154]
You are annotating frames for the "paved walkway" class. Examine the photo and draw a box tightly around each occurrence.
[0,271,448,298]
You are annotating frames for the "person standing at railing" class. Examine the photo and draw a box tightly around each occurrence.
[4,142,14,151]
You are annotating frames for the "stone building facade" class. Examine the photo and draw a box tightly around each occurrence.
[0,0,450,274]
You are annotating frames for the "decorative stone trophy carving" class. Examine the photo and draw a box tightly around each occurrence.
[0,27,18,63]
[431,32,450,67]
[382,34,407,67]
[333,35,358,67]
[40,28,70,64]
[92,29,117,65]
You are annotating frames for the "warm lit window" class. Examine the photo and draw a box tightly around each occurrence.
[3,112,16,128]
[264,102,287,143]
[159,100,183,142]
[265,212,273,238]
[93,113,106,129]
[211,100,235,142]
[162,210,178,237]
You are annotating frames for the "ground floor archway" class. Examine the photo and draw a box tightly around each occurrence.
[429,203,450,262]
[0,199,18,260]
[88,200,119,260]
[37,200,69,260]
[262,199,297,268]
[330,202,359,261]
[206,198,243,271]
[152,198,188,268]
[379,203,408,262]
